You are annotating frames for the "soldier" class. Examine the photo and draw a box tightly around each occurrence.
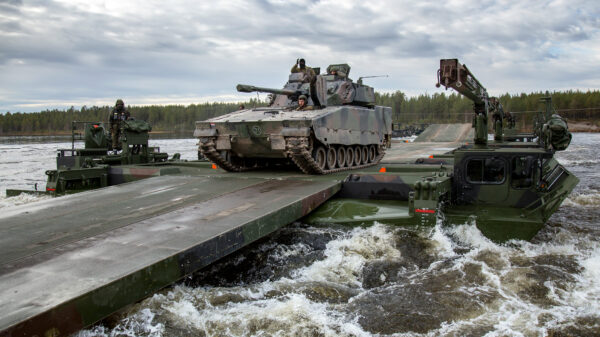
[291,58,316,83]
[109,99,130,151]
[295,95,313,111]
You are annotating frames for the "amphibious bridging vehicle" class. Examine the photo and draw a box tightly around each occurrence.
[308,59,578,241]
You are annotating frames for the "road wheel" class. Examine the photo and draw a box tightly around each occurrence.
[345,146,354,167]
[336,146,346,168]
[368,144,377,162]
[313,146,326,170]
[326,147,337,170]
[353,146,362,165]
[361,146,369,164]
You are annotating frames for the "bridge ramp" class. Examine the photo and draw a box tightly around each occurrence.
[414,123,473,142]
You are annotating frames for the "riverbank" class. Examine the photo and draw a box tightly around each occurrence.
[0,130,195,138]
[569,121,600,132]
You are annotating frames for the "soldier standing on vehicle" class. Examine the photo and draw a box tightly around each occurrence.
[109,99,130,151]
[295,95,313,111]
[291,58,316,83]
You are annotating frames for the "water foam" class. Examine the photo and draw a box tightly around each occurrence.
[0,193,51,210]
[563,191,600,207]
[292,224,401,287]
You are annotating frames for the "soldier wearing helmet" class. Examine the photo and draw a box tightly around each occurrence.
[108,99,130,151]
[291,58,316,83]
[295,95,313,111]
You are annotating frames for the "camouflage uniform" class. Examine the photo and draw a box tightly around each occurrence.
[295,105,314,111]
[291,63,316,83]
[109,99,130,150]
[295,95,313,111]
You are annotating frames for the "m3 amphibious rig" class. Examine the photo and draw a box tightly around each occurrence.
[194,64,393,174]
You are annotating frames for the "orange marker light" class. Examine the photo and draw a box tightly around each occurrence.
[429,155,434,159]
[379,167,386,173]
[211,164,217,169]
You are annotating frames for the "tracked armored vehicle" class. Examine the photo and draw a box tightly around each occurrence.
[194,64,393,174]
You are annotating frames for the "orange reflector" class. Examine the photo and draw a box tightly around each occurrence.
[211,164,217,169]
[428,155,434,159]
[379,167,386,173]
[46,188,56,191]
[404,140,408,143]
[415,209,435,214]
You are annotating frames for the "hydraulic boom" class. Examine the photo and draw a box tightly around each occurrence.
[436,59,507,145]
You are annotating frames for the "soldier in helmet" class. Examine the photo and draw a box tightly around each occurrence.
[295,95,313,111]
[108,99,130,151]
[291,58,316,83]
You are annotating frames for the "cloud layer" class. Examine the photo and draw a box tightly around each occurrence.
[1,0,599,112]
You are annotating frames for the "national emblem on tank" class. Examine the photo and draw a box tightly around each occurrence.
[194,63,393,174]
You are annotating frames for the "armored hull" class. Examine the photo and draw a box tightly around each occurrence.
[195,104,392,174]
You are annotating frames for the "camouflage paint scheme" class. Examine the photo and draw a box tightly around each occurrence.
[195,105,391,158]
[195,64,392,172]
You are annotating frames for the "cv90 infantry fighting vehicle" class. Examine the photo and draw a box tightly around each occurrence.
[194,64,393,174]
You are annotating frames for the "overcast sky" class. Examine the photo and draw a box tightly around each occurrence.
[1,0,598,113]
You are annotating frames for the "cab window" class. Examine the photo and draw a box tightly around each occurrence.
[466,158,505,184]
[511,156,536,188]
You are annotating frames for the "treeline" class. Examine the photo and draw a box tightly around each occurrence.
[376,89,600,126]
[0,99,266,135]
[1,90,599,136]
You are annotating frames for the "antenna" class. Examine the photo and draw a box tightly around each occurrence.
[357,75,388,85]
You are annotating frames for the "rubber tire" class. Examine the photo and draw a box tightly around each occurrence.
[313,146,326,170]
[326,147,337,170]
[336,146,346,168]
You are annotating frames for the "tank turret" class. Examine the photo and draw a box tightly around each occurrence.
[314,64,376,107]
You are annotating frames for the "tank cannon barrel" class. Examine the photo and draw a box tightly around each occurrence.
[236,84,297,96]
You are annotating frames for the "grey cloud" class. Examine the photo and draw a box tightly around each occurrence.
[0,0,599,113]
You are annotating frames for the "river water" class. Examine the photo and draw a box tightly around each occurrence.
[0,134,598,336]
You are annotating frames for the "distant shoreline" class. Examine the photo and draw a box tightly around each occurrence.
[0,130,196,137]
[568,122,600,133]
